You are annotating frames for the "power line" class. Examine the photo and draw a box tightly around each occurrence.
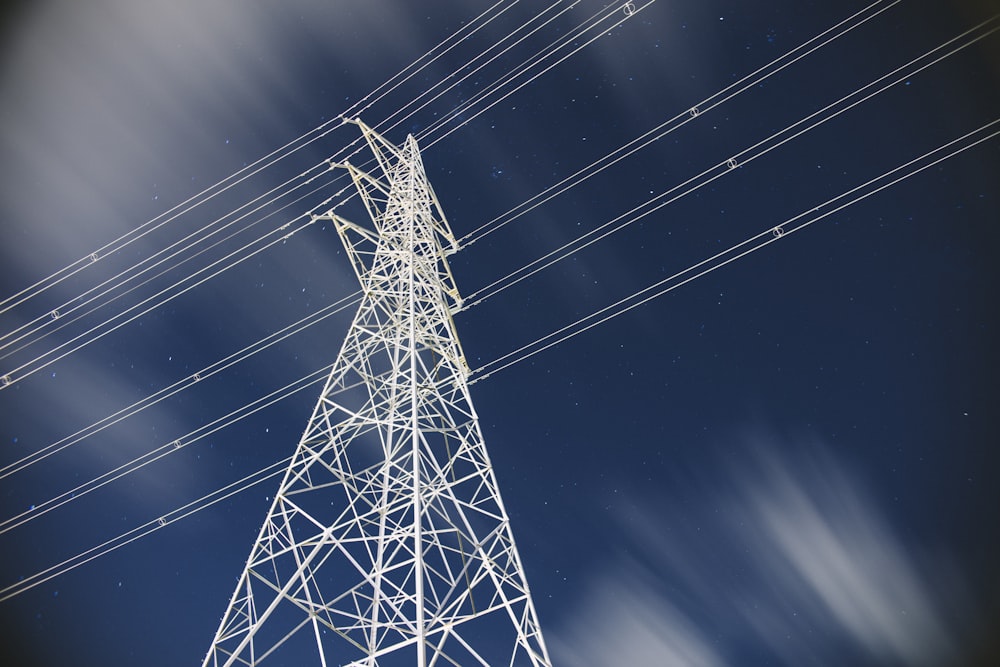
[0,0,521,319]
[0,0,627,387]
[0,167,350,359]
[1,0,984,522]
[457,0,903,247]
[0,2,675,506]
[0,293,361,480]
[370,0,583,143]
[4,114,994,602]
[460,14,1000,309]
[470,119,1000,382]
[420,0,658,150]
[0,0,973,497]
[0,365,339,535]
[0,176,349,388]
[0,456,292,603]
[0,0,564,344]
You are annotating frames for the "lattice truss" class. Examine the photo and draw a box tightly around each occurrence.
[203,119,552,667]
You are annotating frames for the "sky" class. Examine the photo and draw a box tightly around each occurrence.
[0,0,998,665]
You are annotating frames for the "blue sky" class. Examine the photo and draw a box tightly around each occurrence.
[1,1,998,665]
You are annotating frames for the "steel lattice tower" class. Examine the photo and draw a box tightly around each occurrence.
[203,119,552,667]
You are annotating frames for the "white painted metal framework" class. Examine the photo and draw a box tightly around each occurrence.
[203,119,552,667]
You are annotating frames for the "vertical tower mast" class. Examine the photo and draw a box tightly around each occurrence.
[203,119,552,667]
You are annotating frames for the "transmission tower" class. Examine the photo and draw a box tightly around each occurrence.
[202,119,552,667]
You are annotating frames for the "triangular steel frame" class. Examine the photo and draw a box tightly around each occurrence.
[202,118,552,667]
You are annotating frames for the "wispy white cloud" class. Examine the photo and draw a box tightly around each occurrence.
[731,442,964,666]
[547,558,726,667]
[548,437,971,666]
[0,0,362,432]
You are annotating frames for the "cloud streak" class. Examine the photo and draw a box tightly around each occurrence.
[547,561,726,667]
[548,437,970,666]
[738,444,960,665]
